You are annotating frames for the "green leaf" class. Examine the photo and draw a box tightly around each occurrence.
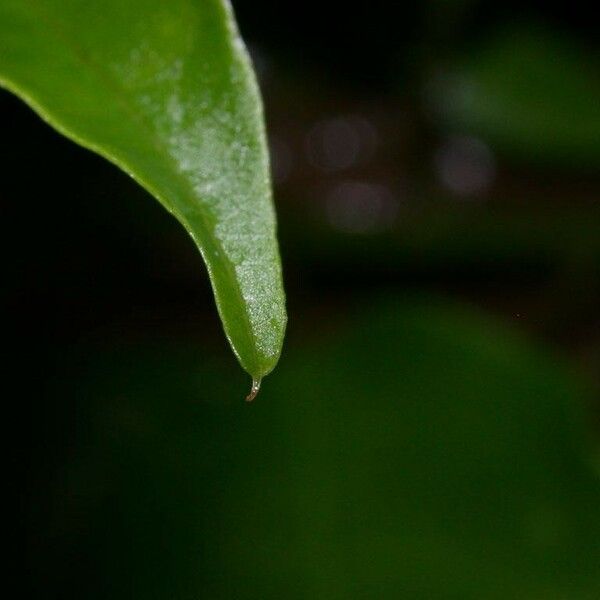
[0,0,286,383]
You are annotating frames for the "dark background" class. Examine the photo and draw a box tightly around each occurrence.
[3,1,599,597]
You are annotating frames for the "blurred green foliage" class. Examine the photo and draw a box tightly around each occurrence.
[30,298,599,599]
[433,25,600,168]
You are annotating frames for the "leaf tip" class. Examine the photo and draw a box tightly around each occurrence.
[245,377,262,402]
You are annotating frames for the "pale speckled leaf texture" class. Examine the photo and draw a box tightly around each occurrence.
[0,0,286,386]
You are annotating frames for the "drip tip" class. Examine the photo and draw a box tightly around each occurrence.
[245,377,261,402]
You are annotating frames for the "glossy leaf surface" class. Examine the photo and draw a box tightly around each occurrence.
[0,0,286,380]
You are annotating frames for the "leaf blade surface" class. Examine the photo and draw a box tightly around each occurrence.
[0,0,286,379]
